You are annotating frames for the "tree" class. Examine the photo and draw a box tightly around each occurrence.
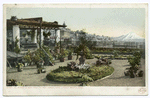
[75,30,94,60]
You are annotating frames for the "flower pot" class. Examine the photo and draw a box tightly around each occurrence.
[24,63,28,67]
[37,70,41,74]
[138,70,144,77]
[130,72,135,78]
[68,55,72,60]
[18,68,23,72]
[41,69,46,73]
[60,58,65,62]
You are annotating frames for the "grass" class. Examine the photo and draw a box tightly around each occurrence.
[46,65,114,83]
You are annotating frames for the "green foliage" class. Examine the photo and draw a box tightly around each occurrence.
[16,63,24,68]
[43,31,51,38]
[58,49,68,59]
[22,32,26,37]
[95,55,101,59]
[81,75,93,82]
[37,68,46,73]
[7,79,24,86]
[46,65,114,83]
[88,66,114,80]
[128,51,141,68]
[113,50,119,58]
[23,49,33,66]
[23,46,54,66]
[85,48,94,59]
[15,81,24,86]
[14,45,20,54]
[91,47,140,54]
[68,49,73,56]
[76,45,92,60]
[27,31,31,35]
[14,37,20,54]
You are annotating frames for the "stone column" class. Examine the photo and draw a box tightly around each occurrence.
[13,25,20,48]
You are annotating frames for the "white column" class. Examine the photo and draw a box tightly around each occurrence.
[33,30,37,43]
[13,25,20,48]
[56,30,60,43]
[41,29,44,45]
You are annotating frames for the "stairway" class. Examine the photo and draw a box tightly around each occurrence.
[20,43,38,54]
[21,43,38,49]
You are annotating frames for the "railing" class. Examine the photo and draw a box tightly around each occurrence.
[41,47,54,66]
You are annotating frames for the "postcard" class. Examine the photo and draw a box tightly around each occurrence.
[3,3,148,95]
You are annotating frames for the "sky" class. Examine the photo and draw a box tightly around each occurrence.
[6,8,145,38]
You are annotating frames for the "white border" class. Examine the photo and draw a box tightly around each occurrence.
[2,3,149,96]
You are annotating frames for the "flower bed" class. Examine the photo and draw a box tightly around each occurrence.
[46,65,114,83]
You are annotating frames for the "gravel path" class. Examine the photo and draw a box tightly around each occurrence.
[7,56,98,86]
[88,59,145,86]
[7,57,145,86]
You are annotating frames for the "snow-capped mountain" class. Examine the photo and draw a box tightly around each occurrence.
[113,32,145,42]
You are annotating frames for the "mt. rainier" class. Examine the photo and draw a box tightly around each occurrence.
[113,32,145,42]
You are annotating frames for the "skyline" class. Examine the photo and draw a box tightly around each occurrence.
[6,8,145,38]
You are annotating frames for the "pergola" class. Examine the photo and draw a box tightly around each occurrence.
[7,16,67,48]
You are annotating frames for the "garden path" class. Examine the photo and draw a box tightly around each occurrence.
[7,56,145,86]
[88,58,145,86]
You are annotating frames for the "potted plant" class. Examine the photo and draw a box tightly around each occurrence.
[7,79,17,86]
[16,63,24,72]
[59,54,65,62]
[68,50,73,60]
[43,31,51,39]
[59,49,68,62]
[37,68,46,74]
[37,58,44,68]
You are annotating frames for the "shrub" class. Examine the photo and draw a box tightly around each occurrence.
[14,37,20,54]
[95,55,101,59]
[113,50,119,58]
[86,53,94,59]
[23,49,33,66]
[23,46,54,66]
[81,75,93,82]
[96,60,101,65]
[46,65,114,83]
[7,79,24,86]
[16,63,24,68]
[128,51,141,68]
[58,49,68,59]
[88,66,114,81]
